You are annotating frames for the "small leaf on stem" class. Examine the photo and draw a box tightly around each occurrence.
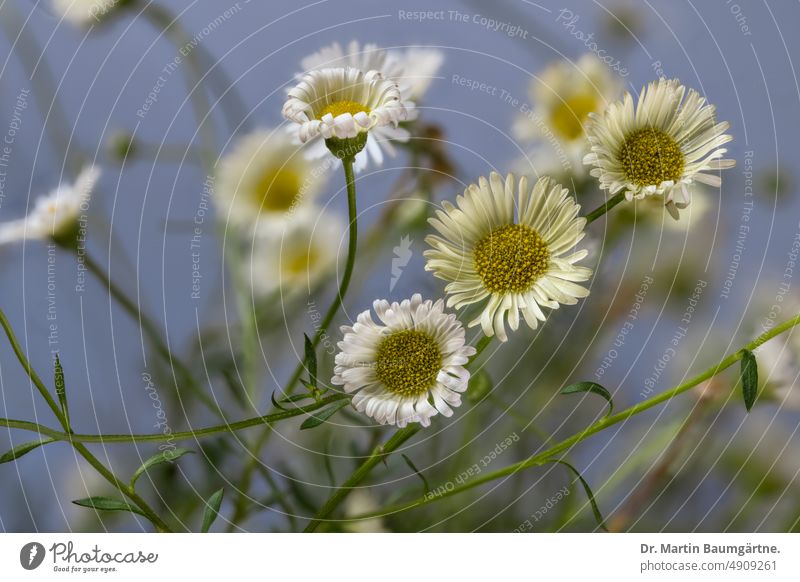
[300,399,350,430]
[561,381,614,417]
[740,349,758,411]
[201,488,224,533]
[0,439,55,464]
[72,496,146,517]
[130,448,194,489]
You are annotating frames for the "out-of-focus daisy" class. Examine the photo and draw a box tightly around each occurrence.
[514,55,621,169]
[425,173,591,341]
[343,490,389,533]
[332,294,475,427]
[248,211,343,298]
[215,129,323,228]
[296,42,443,172]
[0,166,99,247]
[51,0,125,28]
[583,78,735,216]
[282,67,409,159]
[755,324,800,409]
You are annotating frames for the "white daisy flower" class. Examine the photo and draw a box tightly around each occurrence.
[215,129,324,228]
[282,67,409,157]
[332,294,476,427]
[425,173,591,342]
[296,42,443,172]
[0,166,99,247]
[514,54,622,163]
[248,211,344,298]
[583,78,735,215]
[51,0,123,28]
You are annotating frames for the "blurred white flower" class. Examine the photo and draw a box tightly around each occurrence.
[514,54,622,172]
[332,294,475,427]
[583,78,735,217]
[51,0,123,28]
[215,129,324,228]
[343,490,390,533]
[755,325,800,409]
[425,173,592,341]
[283,67,409,160]
[0,166,99,247]
[248,211,343,298]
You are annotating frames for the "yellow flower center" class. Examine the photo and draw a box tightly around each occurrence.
[283,246,319,275]
[618,127,685,187]
[473,224,550,293]
[549,94,599,141]
[319,100,370,119]
[254,167,301,212]
[375,330,442,397]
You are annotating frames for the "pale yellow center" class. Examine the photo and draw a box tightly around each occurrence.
[550,94,599,140]
[253,167,301,212]
[618,127,685,187]
[318,100,370,119]
[375,330,442,397]
[473,224,550,293]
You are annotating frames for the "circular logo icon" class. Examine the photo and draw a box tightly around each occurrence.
[20,542,46,570]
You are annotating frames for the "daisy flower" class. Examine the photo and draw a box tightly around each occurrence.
[514,54,622,167]
[248,211,344,298]
[332,294,475,427]
[425,173,591,342]
[296,41,443,172]
[51,0,125,27]
[583,78,735,215]
[215,129,324,228]
[0,166,100,248]
[282,67,410,158]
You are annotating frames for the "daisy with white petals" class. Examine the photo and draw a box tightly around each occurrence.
[282,67,409,155]
[0,166,100,247]
[215,129,323,228]
[297,41,443,171]
[51,0,123,28]
[425,173,591,342]
[583,78,735,218]
[332,294,475,427]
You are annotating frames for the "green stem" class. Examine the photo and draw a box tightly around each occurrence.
[348,312,800,521]
[0,309,170,531]
[303,424,420,532]
[0,394,350,445]
[584,192,626,224]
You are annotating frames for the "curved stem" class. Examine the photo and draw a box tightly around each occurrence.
[584,192,626,224]
[303,424,420,532]
[0,394,350,444]
[349,312,800,521]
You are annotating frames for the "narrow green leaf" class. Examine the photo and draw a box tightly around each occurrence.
[201,488,224,533]
[54,355,70,430]
[280,393,315,404]
[401,454,430,493]
[466,370,493,404]
[740,349,758,411]
[561,381,614,417]
[0,438,55,464]
[72,496,146,517]
[304,334,317,390]
[130,448,194,488]
[300,399,350,430]
[549,460,607,531]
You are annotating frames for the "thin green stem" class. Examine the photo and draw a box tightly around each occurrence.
[584,192,626,224]
[304,424,420,532]
[0,394,350,445]
[348,312,800,521]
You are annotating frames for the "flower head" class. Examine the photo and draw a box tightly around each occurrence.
[215,129,323,228]
[51,0,126,28]
[248,211,343,298]
[583,78,735,216]
[425,173,591,341]
[332,294,476,427]
[0,166,100,248]
[282,67,409,158]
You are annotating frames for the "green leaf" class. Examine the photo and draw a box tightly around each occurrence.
[0,438,55,464]
[549,460,607,531]
[401,454,430,493]
[54,355,70,430]
[72,496,146,517]
[466,370,493,404]
[300,399,350,430]
[561,381,614,417]
[130,448,194,488]
[304,334,317,390]
[740,349,758,411]
[201,488,224,533]
[281,393,315,404]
